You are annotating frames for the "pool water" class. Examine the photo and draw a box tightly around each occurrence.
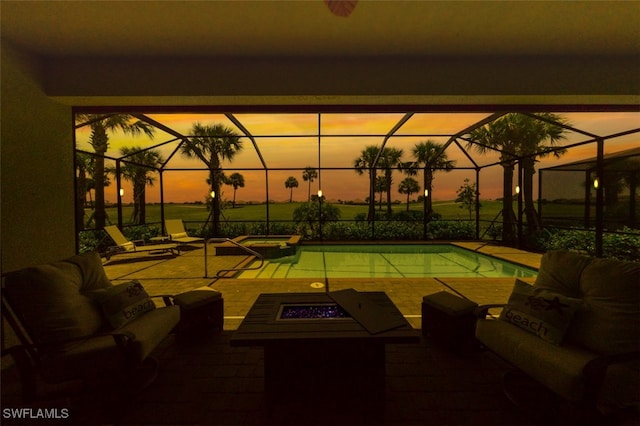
[240,238,291,246]
[238,244,537,279]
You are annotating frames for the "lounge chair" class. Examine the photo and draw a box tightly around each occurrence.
[164,219,204,244]
[104,225,179,260]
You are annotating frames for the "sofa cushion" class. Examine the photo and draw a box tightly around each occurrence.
[66,251,112,291]
[476,318,598,402]
[499,279,583,345]
[566,257,640,355]
[119,305,180,362]
[534,250,592,297]
[91,280,156,329]
[5,254,106,345]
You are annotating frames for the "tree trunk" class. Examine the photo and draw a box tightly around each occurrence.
[139,189,146,225]
[94,156,106,229]
[385,170,393,217]
[76,168,87,229]
[211,170,221,236]
[501,162,517,246]
[134,174,146,225]
[522,158,540,234]
[367,169,376,222]
[425,170,434,221]
[289,188,293,203]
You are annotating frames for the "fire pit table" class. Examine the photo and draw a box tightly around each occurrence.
[230,290,420,423]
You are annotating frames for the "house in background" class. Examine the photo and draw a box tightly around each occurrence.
[1,0,639,273]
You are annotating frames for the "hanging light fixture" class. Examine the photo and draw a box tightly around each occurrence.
[324,0,358,17]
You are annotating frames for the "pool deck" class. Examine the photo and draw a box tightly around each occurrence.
[102,241,542,330]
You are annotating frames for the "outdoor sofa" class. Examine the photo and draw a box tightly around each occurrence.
[475,250,639,419]
[2,251,180,401]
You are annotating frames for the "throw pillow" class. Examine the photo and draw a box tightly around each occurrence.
[121,242,135,252]
[499,279,583,345]
[171,232,188,239]
[91,280,156,329]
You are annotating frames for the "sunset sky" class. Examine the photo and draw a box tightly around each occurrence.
[75,111,640,204]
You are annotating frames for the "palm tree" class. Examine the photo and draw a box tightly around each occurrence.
[354,145,381,221]
[513,113,568,234]
[466,118,519,244]
[225,172,245,208]
[375,176,386,211]
[379,147,404,216]
[119,146,164,224]
[180,123,243,235]
[75,114,155,230]
[75,152,94,229]
[411,140,456,221]
[302,167,318,201]
[467,113,568,243]
[398,177,420,212]
[284,176,299,203]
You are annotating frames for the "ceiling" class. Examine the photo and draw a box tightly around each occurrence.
[2,0,639,59]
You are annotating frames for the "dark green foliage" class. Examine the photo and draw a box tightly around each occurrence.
[426,221,475,240]
[486,222,502,240]
[391,210,423,222]
[542,227,640,262]
[79,230,102,254]
[124,224,161,242]
[292,198,341,239]
[373,221,424,240]
[323,222,373,240]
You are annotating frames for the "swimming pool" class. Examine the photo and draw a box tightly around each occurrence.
[238,244,537,279]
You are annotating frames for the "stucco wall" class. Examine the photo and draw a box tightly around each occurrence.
[1,41,75,273]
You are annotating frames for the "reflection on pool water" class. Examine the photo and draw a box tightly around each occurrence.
[238,244,537,279]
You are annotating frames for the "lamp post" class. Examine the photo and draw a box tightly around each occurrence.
[117,187,124,228]
[203,190,216,236]
[516,161,523,248]
[317,189,323,241]
[423,188,429,240]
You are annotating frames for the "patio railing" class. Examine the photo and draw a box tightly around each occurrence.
[203,237,265,278]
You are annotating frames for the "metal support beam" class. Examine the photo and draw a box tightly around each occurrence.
[584,170,592,229]
[116,160,123,228]
[159,170,165,234]
[595,139,604,257]
[475,168,481,240]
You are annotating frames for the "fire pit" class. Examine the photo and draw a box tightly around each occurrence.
[277,303,351,320]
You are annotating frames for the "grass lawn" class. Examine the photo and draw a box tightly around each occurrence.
[103,200,505,226]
